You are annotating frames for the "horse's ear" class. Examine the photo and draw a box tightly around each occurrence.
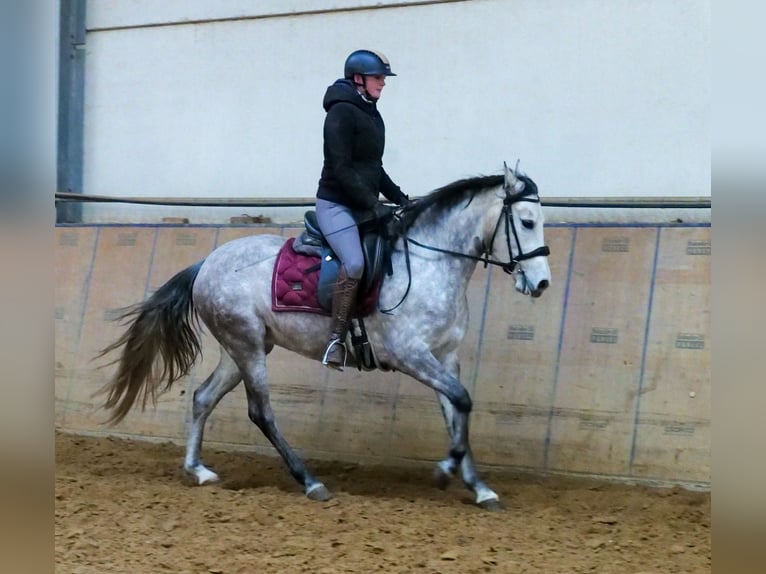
[503,161,513,183]
[504,161,525,193]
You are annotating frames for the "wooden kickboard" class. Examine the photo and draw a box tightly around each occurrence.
[471,227,574,468]
[630,227,711,482]
[54,224,711,484]
[546,227,657,476]
[55,227,98,426]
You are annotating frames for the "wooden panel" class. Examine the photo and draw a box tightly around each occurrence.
[314,367,401,460]
[471,227,574,468]
[64,227,157,432]
[547,227,657,475]
[388,379,445,462]
[145,227,217,291]
[54,228,98,426]
[630,227,711,482]
[265,351,327,450]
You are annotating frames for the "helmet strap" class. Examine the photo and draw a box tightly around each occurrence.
[355,76,377,103]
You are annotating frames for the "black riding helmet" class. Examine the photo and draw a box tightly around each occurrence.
[344,50,397,78]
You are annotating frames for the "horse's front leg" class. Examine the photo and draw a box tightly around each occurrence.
[433,353,501,511]
[435,394,501,510]
[399,349,492,507]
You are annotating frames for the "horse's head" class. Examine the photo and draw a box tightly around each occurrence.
[400,166,551,298]
[490,163,551,298]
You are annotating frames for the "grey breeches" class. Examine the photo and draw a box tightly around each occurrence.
[315,198,364,280]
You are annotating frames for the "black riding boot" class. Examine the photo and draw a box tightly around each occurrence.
[322,267,360,371]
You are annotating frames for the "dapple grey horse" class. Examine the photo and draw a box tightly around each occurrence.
[96,163,551,510]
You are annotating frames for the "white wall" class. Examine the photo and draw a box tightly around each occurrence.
[81,0,710,223]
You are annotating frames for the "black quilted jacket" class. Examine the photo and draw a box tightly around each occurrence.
[316,79,406,211]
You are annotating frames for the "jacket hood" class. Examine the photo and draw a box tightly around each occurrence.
[322,79,375,113]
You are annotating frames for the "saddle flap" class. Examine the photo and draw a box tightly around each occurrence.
[361,233,386,293]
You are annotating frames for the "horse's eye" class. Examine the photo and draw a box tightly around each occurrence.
[521,219,535,230]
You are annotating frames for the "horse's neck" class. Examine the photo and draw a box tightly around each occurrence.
[411,191,500,258]
[394,191,500,307]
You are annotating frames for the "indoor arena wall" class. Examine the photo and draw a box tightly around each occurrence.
[54,222,711,487]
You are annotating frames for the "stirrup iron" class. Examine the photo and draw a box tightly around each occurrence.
[322,337,347,371]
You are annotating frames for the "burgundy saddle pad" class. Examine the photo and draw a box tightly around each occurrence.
[271,238,379,316]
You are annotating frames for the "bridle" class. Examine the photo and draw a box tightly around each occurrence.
[380,179,551,313]
[485,180,551,274]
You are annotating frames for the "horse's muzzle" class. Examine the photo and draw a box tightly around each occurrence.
[530,279,549,298]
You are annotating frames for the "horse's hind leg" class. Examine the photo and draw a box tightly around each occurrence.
[239,352,332,502]
[184,348,242,485]
[433,353,500,510]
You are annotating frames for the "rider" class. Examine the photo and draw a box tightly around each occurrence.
[316,49,410,370]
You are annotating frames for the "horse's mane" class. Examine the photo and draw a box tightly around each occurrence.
[412,175,504,216]
[399,175,501,232]
[396,172,539,234]
[401,174,518,229]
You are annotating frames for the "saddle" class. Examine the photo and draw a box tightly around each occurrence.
[271,211,395,371]
[272,211,392,315]
[302,211,391,308]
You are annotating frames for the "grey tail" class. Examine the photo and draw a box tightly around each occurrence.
[93,260,205,425]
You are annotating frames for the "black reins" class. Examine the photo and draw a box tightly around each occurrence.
[380,181,551,313]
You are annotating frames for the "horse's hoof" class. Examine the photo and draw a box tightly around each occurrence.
[479,499,502,512]
[433,466,452,490]
[183,465,220,486]
[306,483,333,502]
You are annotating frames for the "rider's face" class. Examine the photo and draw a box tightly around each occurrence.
[354,74,386,100]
